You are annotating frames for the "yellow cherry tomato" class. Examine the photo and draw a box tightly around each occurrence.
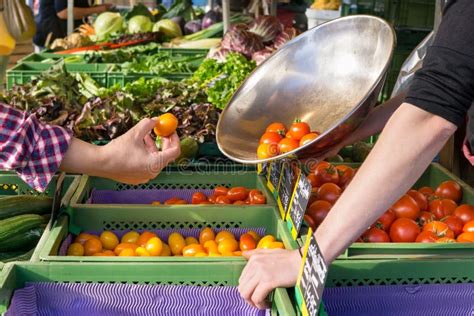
[246,230,261,243]
[185,236,199,245]
[203,240,219,253]
[121,231,140,244]
[102,250,115,256]
[100,231,119,250]
[209,252,222,257]
[160,243,171,256]
[218,239,239,254]
[195,252,207,257]
[67,243,84,256]
[183,244,205,257]
[135,247,151,256]
[233,251,243,256]
[154,113,178,137]
[268,241,285,249]
[119,248,136,256]
[215,231,235,243]
[114,243,138,256]
[145,237,163,256]
[137,231,158,247]
[257,235,276,249]
[199,227,215,245]
[168,232,186,256]
[74,233,99,245]
[84,238,103,256]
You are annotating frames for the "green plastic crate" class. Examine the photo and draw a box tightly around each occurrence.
[38,205,295,262]
[388,0,435,30]
[106,72,191,87]
[0,261,322,316]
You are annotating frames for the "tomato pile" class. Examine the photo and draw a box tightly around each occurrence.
[304,161,474,243]
[66,228,284,257]
[257,121,319,159]
[150,186,267,205]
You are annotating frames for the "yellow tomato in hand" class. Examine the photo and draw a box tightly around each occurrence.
[154,113,178,137]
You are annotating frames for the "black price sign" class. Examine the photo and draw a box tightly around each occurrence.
[266,161,283,195]
[296,229,328,316]
[286,171,311,240]
[257,163,268,177]
[277,160,296,220]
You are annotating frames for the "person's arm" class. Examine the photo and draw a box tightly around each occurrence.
[56,4,111,20]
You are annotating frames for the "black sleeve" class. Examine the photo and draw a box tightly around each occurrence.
[54,0,67,12]
[405,0,474,127]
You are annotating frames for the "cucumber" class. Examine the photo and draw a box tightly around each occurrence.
[0,248,34,263]
[0,226,45,252]
[0,195,52,220]
[0,214,46,248]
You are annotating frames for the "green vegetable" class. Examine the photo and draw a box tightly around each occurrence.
[162,0,195,22]
[153,19,182,38]
[181,15,252,41]
[124,3,155,22]
[176,137,199,164]
[327,155,344,163]
[0,226,44,252]
[127,15,153,34]
[94,12,124,40]
[0,214,46,249]
[352,142,373,162]
[0,195,52,220]
[0,248,35,263]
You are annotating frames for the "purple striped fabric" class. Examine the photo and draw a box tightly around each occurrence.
[59,227,267,256]
[6,283,268,316]
[89,189,216,204]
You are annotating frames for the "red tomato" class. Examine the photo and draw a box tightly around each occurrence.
[307,174,318,188]
[191,192,207,204]
[391,194,420,220]
[362,227,390,243]
[288,120,311,140]
[463,220,474,233]
[257,143,278,159]
[248,189,266,204]
[415,231,438,243]
[418,186,435,198]
[435,180,462,202]
[214,186,229,197]
[208,195,218,204]
[429,198,457,220]
[239,233,257,251]
[336,165,354,188]
[227,187,249,202]
[417,211,435,227]
[233,200,246,205]
[200,201,212,205]
[373,209,396,232]
[164,197,181,205]
[313,163,339,186]
[457,232,474,242]
[317,183,342,204]
[299,133,319,146]
[265,122,287,135]
[306,200,332,226]
[278,138,299,154]
[453,204,474,224]
[259,132,283,145]
[216,195,231,204]
[407,189,428,212]
[304,214,317,231]
[423,221,455,239]
[442,216,464,237]
[389,218,420,242]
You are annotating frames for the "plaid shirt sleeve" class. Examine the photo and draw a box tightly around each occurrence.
[0,104,72,192]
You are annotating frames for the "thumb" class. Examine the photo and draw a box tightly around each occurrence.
[133,118,156,140]
[242,249,259,260]
[161,133,181,162]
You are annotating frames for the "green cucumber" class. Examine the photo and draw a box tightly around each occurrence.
[0,248,35,263]
[0,214,45,248]
[0,195,52,220]
[0,226,45,252]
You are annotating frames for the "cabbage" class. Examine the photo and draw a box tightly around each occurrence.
[128,15,153,34]
[94,12,124,40]
[152,19,182,38]
[248,16,283,43]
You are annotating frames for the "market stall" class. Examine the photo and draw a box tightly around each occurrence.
[1,0,473,315]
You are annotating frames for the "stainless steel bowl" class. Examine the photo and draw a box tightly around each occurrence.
[216,15,395,164]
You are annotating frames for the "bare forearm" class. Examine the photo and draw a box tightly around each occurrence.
[59,138,108,177]
[315,103,457,263]
[57,6,105,20]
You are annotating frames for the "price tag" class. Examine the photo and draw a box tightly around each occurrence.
[285,171,311,240]
[257,163,268,177]
[295,229,328,316]
[266,161,283,195]
[276,160,296,220]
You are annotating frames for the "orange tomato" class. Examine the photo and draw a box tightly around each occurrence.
[135,247,151,256]
[154,113,178,137]
[257,235,275,249]
[168,232,186,255]
[203,240,219,253]
[84,238,103,256]
[93,252,106,256]
[121,231,140,244]
[183,244,205,257]
[114,243,138,256]
[233,251,243,256]
[265,122,287,135]
[239,233,256,251]
[288,121,311,140]
[137,231,158,247]
[160,243,171,256]
[199,227,215,245]
[216,195,231,204]
[214,186,229,197]
[215,231,235,243]
[102,250,115,256]
[145,237,163,256]
[246,230,261,243]
[191,192,208,204]
[185,236,199,245]
[67,243,84,256]
[457,232,474,242]
[436,237,456,243]
[218,239,239,254]
[299,132,319,146]
[268,241,285,249]
[423,221,455,239]
[195,252,208,257]
[75,233,99,245]
[257,143,278,159]
[119,248,136,256]
[259,132,283,145]
[278,137,299,154]
[100,231,119,250]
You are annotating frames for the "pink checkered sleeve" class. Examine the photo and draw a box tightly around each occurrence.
[0,104,72,192]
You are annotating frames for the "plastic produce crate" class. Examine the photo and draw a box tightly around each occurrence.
[106,72,191,87]
[38,204,296,262]
[0,262,326,316]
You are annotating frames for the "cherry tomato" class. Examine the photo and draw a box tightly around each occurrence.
[259,132,283,145]
[429,198,457,220]
[114,243,138,256]
[182,244,205,257]
[463,220,474,233]
[457,232,474,242]
[288,120,311,140]
[313,162,339,186]
[154,113,178,137]
[389,218,420,242]
[100,231,119,251]
[239,233,257,251]
[418,186,435,198]
[373,209,396,232]
[216,195,231,204]
[233,200,246,205]
[74,233,99,245]
[391,194,420,220]
[453,204,474,224]
[145,237,163,256]
[185,237,199,245]
[307,174,318,187]
[336,165,354,188]
[417,211,435,227]
[306,200,332,226]
[215,231,236,243]
[317,183,342,204]
[208,195,218,204]
[436,237,456,243]
[304,214,317,231]
[214,187,229,197]
[415,231,438,243]
[67,243,84,256]
[191,192,207,204]
[299,133,319,146]
[442,216,464,237]
[137,231,157,247]
[257,143,278,159]
[227,187,249,202]
[165,197,181,205]
[200,201,212,205]
[362,227,390,243]
[278,138,299,154]
[249,194,266,205]
[203,240,219,253]
[120,232,139,244]
[199,227,215,245]
[265,122,287,135]
[168,232,186,256]
[423,221,455,239]
[407,189,428,212]
[118,248,136,256]
[218,238,239,253]
[257,235,276,249]
[434,180,462,202]
[174,199,187,205]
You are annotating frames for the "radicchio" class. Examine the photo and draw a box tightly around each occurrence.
[273,27,298,50]
[251,47,275,65]
[248,16,283,43]
[207,46,231,62]
[221,28,264,58]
